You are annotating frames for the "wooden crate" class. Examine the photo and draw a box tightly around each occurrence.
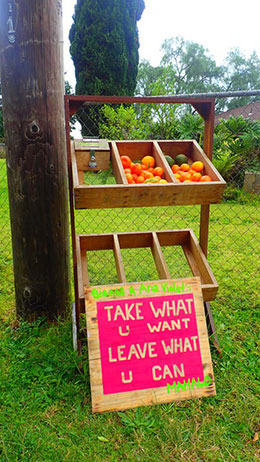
[76,229,218,312]
[157,140,223,181]
[74,139,110,183]
[71,140,226,208]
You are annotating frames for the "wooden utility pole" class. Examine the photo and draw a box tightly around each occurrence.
[0,0,70,320]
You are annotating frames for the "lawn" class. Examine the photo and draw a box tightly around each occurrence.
[0,158,260,461]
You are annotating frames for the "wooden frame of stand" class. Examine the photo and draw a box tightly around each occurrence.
[64,95,222,352]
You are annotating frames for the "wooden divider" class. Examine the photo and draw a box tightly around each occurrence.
[76,229,218,311]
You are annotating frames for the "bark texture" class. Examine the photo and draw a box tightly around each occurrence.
[0,0,70,320]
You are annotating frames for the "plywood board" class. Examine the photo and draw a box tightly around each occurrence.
[85,277,216,413]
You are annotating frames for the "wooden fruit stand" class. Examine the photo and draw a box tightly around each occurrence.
[65,95,225,353]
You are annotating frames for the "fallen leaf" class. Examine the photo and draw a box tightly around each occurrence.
[98,436,109,443]
[253,432,259,443]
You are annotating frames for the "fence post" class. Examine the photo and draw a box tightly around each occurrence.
[0,0,70,320]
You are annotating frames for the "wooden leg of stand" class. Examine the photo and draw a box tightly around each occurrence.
[204,301,222,356]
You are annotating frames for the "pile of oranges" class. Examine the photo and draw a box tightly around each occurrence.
[172,161,213,183]
[120,155,213,184]
[120,155,167,184]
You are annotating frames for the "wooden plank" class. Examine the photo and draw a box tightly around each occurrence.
[118,232,153,249]
[157,140,193,158]
[199,100,215,262]
[153,142,177,183]
[182,243,201,278]
[189,230,218,289]
[71,141,79,187]
[74,182,226,209]
[110,141,128,185]
[113,234,126,283]
[75,150,110,172]
[192,141,225,183]
[156,230,190,246]
[75,139,109,151]
[66,95,216,115]
[85,277,216,413]
[203,101,215,160]
[81,248,90,289]
[115,141,154,160]
[78,170,84,185]
[200,205,210,256]
[79,233,115,251]
[151,232,171,279]
[76,235,84,299]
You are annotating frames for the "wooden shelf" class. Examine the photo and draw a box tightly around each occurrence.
[71,140,226,209]
[76,229,218,312]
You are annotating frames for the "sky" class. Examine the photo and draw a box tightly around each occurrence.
[63,0,260,91]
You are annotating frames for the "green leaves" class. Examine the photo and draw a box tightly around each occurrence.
[118,408,157,432]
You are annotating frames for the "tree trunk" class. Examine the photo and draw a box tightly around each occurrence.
[0,0,70,320]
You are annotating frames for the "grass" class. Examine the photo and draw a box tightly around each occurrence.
[0,159,260,461]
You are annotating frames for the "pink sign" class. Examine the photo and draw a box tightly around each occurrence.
[97,294,204,395]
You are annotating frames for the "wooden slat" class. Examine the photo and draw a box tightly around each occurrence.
[153,142,177,183]
[117,232,153,249]
[66,94,216,111]
[200,204,210,256]
[81,248,90,289]
[151,232,171,279]
[76,235,84,298]
[75,150,110,172]
[113,234,126,283]
[156,229,190,246]
[78,170,84,185]
[74,182,226,209]
[115,140,154,160]
[182,243,202,278]
[189,230,218,288]
[110,141,128,185]
[192,141,225,183]
[157,140,193,158]
[75,139,109,151]
[79,231,153,251]
[79,233,115,251]
[71,141,79,187]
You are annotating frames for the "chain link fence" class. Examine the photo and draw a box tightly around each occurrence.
[1,95,260,317]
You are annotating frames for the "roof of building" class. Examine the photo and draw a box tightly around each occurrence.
[215,101,260,123]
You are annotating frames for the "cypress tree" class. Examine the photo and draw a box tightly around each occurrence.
[69,0,145,135]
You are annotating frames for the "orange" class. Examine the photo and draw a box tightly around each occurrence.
[131,163,143,176]
[200,175,212,182]
[124,168,132,175]
[147,167,155,174]
[181,172,192,181]
[172,164,180,174]
[121,156,132,169]
[125,173,133,184]
[136,175,145,183]
[192,172,202,182]
[180,163,190,172]
[141,164,148,171]
[174,173,181,181]
[143,171,154,179]
[183,179,192,183]
[141,155,155,168]
[192,161,204,172]
[153,176,161,182]
[153,167,164,177]
[189,169,196,176]
[159,179,167,183]
[132,173,138,182]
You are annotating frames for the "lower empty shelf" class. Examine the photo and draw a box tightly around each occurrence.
[75,229,218,312]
